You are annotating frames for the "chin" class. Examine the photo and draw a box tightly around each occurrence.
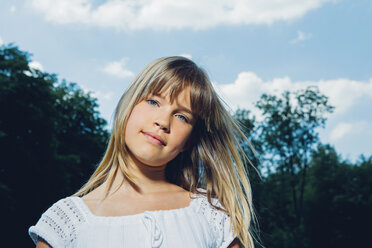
[142,161,168,167]
[135,156,169,167]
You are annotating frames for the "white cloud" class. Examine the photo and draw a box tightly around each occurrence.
[92,91,115,101]
[215,72,372,160]
[291,30,312,44]
[214,72,372,117]
[10,6,16,13]
[29,0,333,30]
[30,0,91,24]
[329,122,353,142]
[179,53,192,59]
[102,57,134,78]
[29,61,44,71]
[329,121,372,142]
[81,85,114,101]
[24,61,44,76]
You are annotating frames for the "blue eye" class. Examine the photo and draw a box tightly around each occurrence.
[146,99,158,106]
[176,114,188,123]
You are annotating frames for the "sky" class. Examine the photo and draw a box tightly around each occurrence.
[1,0,371,162]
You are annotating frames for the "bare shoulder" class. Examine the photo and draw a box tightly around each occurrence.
[36,238,52,248]
[81,184,104,201]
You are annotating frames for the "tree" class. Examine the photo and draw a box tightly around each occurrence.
[255,87,334,247]
[0,44,109,246]
[305,145,372,248]
[233,88,371,248]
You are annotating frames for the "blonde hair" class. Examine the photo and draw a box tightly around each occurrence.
[75,56,257,248]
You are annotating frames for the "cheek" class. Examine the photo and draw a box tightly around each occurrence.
[125,108,146,138]
[173,128,193,151]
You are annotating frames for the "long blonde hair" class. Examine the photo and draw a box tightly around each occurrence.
[75,56,257,248]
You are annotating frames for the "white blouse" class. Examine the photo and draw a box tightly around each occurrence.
[29,191,236,248]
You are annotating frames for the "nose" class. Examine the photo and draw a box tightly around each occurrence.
[154,113,170,133]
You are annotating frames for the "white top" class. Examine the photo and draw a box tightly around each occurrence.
[29,191,236,248]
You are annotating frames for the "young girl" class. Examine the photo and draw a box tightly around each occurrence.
[29,56,257,248]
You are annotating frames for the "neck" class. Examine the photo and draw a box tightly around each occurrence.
[105,155,171,197]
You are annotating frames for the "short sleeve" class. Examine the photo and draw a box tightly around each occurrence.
[196,195,237,248]
[28,197,86,248]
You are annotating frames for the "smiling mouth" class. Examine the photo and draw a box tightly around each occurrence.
[141,132,166,146]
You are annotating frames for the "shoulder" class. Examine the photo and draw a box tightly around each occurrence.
[193,189,229,228]
[29,196,87,247]
[193,189,237,248]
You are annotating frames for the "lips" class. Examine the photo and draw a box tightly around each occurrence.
[141,131,166,146]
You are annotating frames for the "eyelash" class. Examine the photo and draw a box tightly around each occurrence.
[146,99,189,123]
[146,99,158,107]
[176,114,189,123]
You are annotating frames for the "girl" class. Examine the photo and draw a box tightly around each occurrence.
[29,56,257,248]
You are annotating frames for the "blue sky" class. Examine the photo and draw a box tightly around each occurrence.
[1,0,371,161]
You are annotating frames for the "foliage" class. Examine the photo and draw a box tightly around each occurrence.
[235,88,371,248]
[252,145,372,248]
[256,87,334,174]
[304,145,372,248]
[253,87,334,247]
[0,44,109,246]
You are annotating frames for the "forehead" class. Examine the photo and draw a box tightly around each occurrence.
[153,85,192,109]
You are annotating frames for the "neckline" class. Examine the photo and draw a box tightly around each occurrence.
[72,193,199,219]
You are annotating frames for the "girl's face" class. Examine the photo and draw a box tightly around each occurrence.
[124,86,195,167]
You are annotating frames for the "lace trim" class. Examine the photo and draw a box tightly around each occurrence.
[196,195,229,246]
[39,197,86,246]
[40,214,67,241]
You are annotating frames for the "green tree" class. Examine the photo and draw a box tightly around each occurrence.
[305,144,372,248]
[0,44,109,246]
[255,87,334,247]
[233,89,371,248]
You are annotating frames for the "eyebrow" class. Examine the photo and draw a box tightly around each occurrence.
[151,93,194,116]
[177,106,193,115]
